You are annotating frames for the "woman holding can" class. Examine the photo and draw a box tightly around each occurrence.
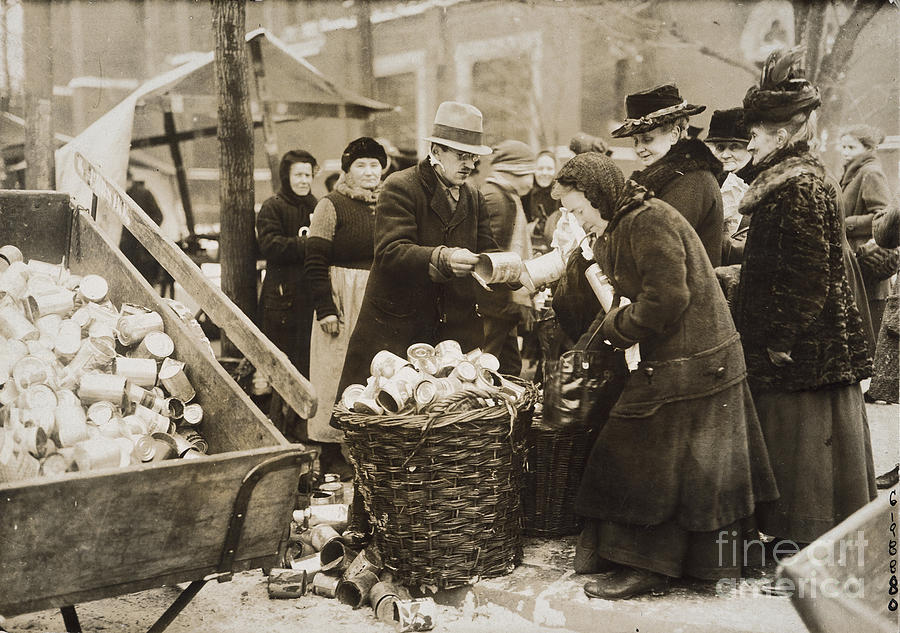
[550,152,778,600]
[305,138,386,475]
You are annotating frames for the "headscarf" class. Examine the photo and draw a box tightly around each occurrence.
[552,152,624,221]
[277,149,317,207]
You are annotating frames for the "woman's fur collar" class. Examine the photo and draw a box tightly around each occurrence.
[738,145,824,215]
[630,138,723,195]
[840,151,878,188]
[333,173,382,204]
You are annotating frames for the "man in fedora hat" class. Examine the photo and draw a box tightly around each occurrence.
[336,101,501,394]
[612,83,724,266]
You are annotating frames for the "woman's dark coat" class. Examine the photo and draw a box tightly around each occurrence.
[734,145,872,393]
[256,160,317,374]
[842,152,892,252]
[338,159,500,392]
[631,138,725,266]
[572,182,778,531]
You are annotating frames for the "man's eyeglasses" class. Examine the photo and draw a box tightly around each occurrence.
[445,148,480,164]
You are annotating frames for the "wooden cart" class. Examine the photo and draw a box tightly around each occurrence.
[0,165,316,632]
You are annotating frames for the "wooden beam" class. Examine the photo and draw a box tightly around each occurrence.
[248,36,281,190]
[130,120,267,149]
[163,107,197,238]
[73,152,317,419]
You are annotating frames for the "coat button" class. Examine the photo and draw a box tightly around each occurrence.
[643,367,654,378]
[715,366,726,378]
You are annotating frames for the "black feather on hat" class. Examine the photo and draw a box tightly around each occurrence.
[341,137,388,173]
[742,47,820,125]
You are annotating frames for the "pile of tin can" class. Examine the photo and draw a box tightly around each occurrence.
[0,246,207,483]
[340,340,526,416]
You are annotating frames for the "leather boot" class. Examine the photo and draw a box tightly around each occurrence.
[584,566,668,600]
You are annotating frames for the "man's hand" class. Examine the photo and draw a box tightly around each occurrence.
[767,348,793,367]
[319,315,340,336]
[449,248,480,276]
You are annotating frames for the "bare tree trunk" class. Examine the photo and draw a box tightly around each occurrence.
[23,0,54,189]
[212,0,256,357]
[356,0,376,136]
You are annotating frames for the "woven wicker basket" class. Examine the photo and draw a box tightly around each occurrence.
[522,413,593,537]
[335,379,537,590]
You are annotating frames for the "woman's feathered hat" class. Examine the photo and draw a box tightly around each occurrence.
[742,47,821,125]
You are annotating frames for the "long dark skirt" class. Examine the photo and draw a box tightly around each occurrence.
[754,383,877,544]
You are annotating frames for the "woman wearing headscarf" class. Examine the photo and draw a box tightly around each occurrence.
[551,152,778,600]
[611,84,724,266]
[256,149,318,437]
[840,125,893,335]
[734,50,876,546]
[305,138,386,475]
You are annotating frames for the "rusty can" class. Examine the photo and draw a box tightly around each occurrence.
[158,357,195,402]
[309,524,341,552]
[116,311,164,346]
[335,569,380,608]
[165,397,185,420]
[370,350,410,379]
[371,581,401,623]
[311,572,341,598]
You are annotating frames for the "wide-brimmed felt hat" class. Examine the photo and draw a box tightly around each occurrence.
[610,83,706,138]
[424,101,492,155]
[490,140,536,175]
[705,108,750,144]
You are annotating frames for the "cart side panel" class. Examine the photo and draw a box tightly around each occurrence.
[66,207,284,454]
[0,446,302,617]
[0,190,70,267]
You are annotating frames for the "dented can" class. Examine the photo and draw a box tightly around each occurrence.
[158,357,195,402]
[116,311,164,346]
[370,350,410,379]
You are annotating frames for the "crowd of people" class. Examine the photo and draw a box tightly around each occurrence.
[254,48,897,600]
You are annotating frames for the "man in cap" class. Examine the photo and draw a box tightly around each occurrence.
[336,101,501,394]
[478,140,536,376]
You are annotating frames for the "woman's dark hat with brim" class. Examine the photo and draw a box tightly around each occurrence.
[704,108,750,144]
[610,83,706,138]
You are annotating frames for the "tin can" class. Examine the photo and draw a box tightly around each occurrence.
[12,355,51,390]
[25,289,75,322]
[132,331,174,361]
[319,538,349,573]
[0,263,27,301]
[473,251,523,284]
[132,434,157,462]
[0,378,19,407]
[116,311,164,346]
[55,404,89,447]
[322,472,341,484]
[310,490,334,505]
[340,384,366,410]
[133,404,172,434]
[433,376,462,399]
[86,401,117,425]
[21,383,58,410]
[521,248,566,292]
[318,481,344,504]
[99,417,131,440]
[27,259,65,282]
[15,424,48,457]
[311,572,341,598]
[40,452,69,476]
[114,356,158,388]
[78,373,127,405]
[22,406,56,438]
[74,437,122,471]
[450,360,478,383]
[55,389,80,408]
[433,339,464,377]
[406,343,438,374]
[0,245,23,265]
[290,552,323,576]
[0,305,38,341]
[181,403,203,426]
[371,582,400,623]
[158,358,195,402]
[473,352,500,372]
[87,320,116,342]
[112,436,135,466]
[309,524,341,552]
[336,569,380,608]
[179,427,207,453]
[165,397,185,420]
[172,433,201,458]
[343,544,383,579]
[53,319,83,361]
[370,350,410,379]
[76,274,109,304]
[35,314,62,339]
[375,365,420,413]
[585,263,615,312]
[64,337,117,383]
[150,432,179,461]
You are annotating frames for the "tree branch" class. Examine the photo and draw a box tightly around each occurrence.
[817,0,885,93]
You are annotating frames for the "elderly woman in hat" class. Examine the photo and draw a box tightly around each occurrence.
[305,137,386,475]
[734,50,876,547]
[337,102,501,397]
[611,84,724,266]
[704,108,753,265]
[549,152,777,599]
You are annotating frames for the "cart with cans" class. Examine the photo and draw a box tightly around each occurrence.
[0,158,317,632]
